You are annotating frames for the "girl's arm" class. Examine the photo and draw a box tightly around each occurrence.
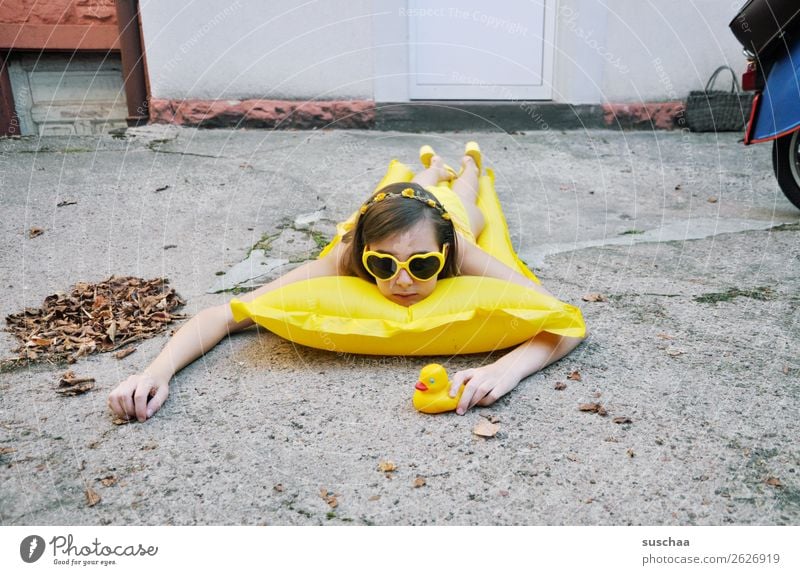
[449,330,585,415]
[456,235,554,297]
[107,243,345,422]
[451,234,586,414]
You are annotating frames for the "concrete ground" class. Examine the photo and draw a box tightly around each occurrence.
[0,127,798,526]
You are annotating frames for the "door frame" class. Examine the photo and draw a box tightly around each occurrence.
[407,0,556,100]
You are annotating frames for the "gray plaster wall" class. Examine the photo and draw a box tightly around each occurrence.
[139,0,747,104]
[139,0,375,100]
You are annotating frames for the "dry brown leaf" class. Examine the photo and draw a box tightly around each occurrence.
[56,382,95,396]
[413,476,426,488]
[613,416,632,424]
[473,419,499,438]
[578,402,602,412]
[567,370,582,381]
[582,293,607,302]
[111,416,130,426]
[106,320,117,343]
[378,461,397,473]
[765,477,783,488]
[656,333,674,340]
[368,495,380,501]
[707,196,718,203]
[56,371,95,396]
[114,347,136,360]
[273,483,284,492]
[99,475,117,487]
[85,487,101,507]
[554,381,567,391]
[0,447,16,456]
[665,347,685,357]
[28,227,44,238]
[320,488,338,508]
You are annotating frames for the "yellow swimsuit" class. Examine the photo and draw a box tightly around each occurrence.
[422,183,477,245]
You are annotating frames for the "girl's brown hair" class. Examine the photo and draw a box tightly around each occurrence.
[340,182,460,282]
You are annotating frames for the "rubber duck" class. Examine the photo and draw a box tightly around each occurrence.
[412,363,464,414]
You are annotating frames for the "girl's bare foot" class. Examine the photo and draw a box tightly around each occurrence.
[460,155,478,174]
[430,155,455,181]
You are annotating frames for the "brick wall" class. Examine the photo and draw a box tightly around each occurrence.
[0,0,117,26]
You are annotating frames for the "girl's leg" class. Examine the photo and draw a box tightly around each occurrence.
[411,155,453,188]
[451,156,485,238]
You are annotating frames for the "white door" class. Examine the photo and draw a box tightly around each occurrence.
[408,0,555,100]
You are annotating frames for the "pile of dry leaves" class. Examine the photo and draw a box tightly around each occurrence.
[4,275,186,366]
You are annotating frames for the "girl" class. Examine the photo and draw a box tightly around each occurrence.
[107,143,585,422]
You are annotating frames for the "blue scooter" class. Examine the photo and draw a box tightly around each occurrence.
[731,1,800,210]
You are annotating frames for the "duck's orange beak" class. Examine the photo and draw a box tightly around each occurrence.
[415,381,428,391]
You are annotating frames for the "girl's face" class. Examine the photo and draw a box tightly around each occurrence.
[365,219,444,307]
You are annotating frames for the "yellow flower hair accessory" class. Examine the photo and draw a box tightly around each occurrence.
[358,187,452,223]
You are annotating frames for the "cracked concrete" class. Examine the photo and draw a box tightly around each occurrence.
[0,128,798,526]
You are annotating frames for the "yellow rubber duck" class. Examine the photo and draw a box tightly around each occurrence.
[412,363,465,414]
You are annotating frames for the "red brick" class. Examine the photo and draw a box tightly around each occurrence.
[603,102,686,130]
[149,98,375,129]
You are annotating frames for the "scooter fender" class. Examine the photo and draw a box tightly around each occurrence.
[746,38,800,144]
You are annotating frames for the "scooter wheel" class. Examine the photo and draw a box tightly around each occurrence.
[772,130,800,210]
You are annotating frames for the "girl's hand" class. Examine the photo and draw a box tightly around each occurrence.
[107,372,169,423]
[449,364,521,416]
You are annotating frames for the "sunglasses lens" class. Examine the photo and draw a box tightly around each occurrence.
[365,254,397,279]
[409,255,442,280]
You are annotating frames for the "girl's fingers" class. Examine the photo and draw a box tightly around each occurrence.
[456,371,486,415]
[468,380,494,410]
[133,380,155,423]
[107,394,122,418]
[145,385,169,420]
[476,391,499,407]
[450,368,474,397]
[120,395,135,420]
[457,370,507,413]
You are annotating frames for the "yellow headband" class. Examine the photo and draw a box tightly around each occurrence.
[359,188,451,220]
